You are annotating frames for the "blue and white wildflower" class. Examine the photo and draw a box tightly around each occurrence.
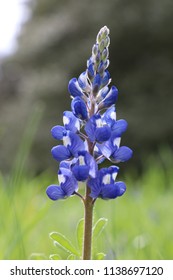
[46,167,78,200]
[46,26,132,202]
[88,166,126,200]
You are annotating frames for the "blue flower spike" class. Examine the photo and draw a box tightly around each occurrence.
[47,26,133,203]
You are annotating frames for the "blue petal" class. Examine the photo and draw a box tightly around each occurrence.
[59,169,78,196]
[103,106,116,126]
[100,86,109,99]
[87,62,95,78]
[85,152,98,178]
[59,159,74,169]
[95,126,111,142]
[51,125,65,140]
[100,182,126,199]
[92,74,101,92]
[68,78,83,97]
[101,86,118,108]
[84,118,96,142]
[51,145,71,161]
[46,185,65,200]
[101,70,110,87]
[68,132,85,157]
[97,86,109,102]
[112,146,133,162]
[97,138,115,158]
[63,111,80,133]
[115,182,126,196]
[72,165,89,181]
[78,71,88,90]
[71,96,88,120]
[88,177,100,199]
[112,119,128,136]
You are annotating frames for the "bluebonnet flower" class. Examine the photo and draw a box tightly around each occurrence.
[46,167,78,200]
[85,114,111,142]
[88,166,126,200]
[46,26,132,201]
[71,151,98,181]
[51,131,85,161]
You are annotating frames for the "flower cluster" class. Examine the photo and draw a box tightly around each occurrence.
[46,26,132,202]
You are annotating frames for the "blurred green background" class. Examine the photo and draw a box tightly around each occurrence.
[0,0,173,259]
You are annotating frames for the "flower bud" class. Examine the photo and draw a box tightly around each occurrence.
[92,44,99,56]
[99,86,118,109]
[102,48,109,61]
[68,78,83,97]
[99,40,105,52]
[71,96,88,120]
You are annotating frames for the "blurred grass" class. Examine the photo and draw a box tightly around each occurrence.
[0,146,173,260]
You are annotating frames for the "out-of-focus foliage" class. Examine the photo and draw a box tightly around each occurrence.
[0,0,173,173]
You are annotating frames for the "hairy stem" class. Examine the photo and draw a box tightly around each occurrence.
[82,185,94,260]
[82,99,95,260]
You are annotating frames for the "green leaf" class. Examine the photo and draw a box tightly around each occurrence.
[49,254,61,260]
[76,218,84,253]
[92,218,108,242]
[67,254,76,260]
[95,252,106,260]
[50,232,79,256]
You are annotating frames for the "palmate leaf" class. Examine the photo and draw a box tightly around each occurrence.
[50,232,79,256]
[92,218,108,242]
[76,218,84,254]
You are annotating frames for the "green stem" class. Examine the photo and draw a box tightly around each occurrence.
[82,185,94,260]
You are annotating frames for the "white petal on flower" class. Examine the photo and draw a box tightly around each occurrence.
[95,117,102,127]
[75,120,80,131]
[113,137,121,147]
[112,171,118,181]
[94,103,98,114]
[58,174,66,184]
[110,111,116,120]
[102,174,111,184]
[79,155,85,165]
[63,136,71,147]
[63,116,70,125]
[94,145,99,152]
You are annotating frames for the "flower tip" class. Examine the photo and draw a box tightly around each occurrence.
[51,145,71,161]
[102,26,110,36]
[117,181,126,196]
[46,185,65,201]
[113,146,133,163]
